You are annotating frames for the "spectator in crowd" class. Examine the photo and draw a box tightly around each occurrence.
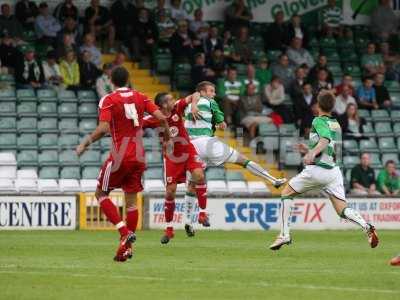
[308,54,333,83]
[84,0,116,53]
[203,26,223,59]
[264,10,289,51]
[357,76,378,110]
[289,66,307,100]
[156,8,176,47]
[371,0,398,43]
[335,74,355,96]
[56,32,78,60]
[153,0,171,19]
[170,0,188,22]
[241,64,260,93]
[132,8,157,62]
[255,56,272,87]
[272,54,295,90]
[321,0,342,36]
[287,37,314,68]
[217,66,243,126]
[15,0,38,30]
[311,68,333,95]
[110,52,126,69]
[35,2,61,47]
[293,82,316,136]
[339,103,366,141]
[60,49,80,91]
[170,20,200,62]
[208,49,226,78]
[53,0,79,23]
[57,16,80,45]
[0,34,18,70]
[134,0,150,16]
[42,50,63,88]
[79,50,101,89]
[232,26,253,63]
[0,3,24,39]
[287,14,308,48]
[225,0,252,33]
[377,160,400,196]
[374,73,392,109]
[264,76,290,123]
[80,33,101,68]
[240,83,271,139]
[361,42,385,77]
[380,42,400,81]
[350,153,380,196]
[191,52,215,88]
[15,47,45,89]
[190,9,209,40]
[96,63,114,98]
[334,84,356,116]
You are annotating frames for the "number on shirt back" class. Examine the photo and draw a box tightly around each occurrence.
[124,103,139,127]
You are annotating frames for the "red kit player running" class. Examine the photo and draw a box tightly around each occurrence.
[76,67,170,262]
[143,92,208,244]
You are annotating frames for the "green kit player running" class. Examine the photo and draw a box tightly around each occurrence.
[269,91,379,250]
[183,81,287,236]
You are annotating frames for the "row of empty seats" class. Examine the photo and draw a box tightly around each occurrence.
[0,89,98,102]
[0,103,98,117]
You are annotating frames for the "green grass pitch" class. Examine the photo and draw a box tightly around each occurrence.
[0,230,399,300]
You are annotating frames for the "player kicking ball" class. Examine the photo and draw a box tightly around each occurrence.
[76,67,170,261]
[269,91,379,250]
[183,81,287,236]
[143,92,208,244]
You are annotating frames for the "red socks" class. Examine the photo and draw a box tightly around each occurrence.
[126,207,138,233]
[99,197,128,236]
[164,198,176,223]
[195,182,207,210]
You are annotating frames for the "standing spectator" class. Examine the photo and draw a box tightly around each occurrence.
[57,17,80,45]
[241,64,260,93]
[15,47,45,89]
[256,57,272,88]
[80,33,102,68]
[311,68,334,95]
[217,66,243,126]
[191,52,215,88]
[377,160,400,196]
[334,84,356,115]
[350,153,380,196]
[35,2,61,47]
[131,8,158,62]
[240,83,271,139]
[338,103,366,141]
[203,26,223,58]
[156,9,176,47]
[15,0,38,31]
[335,74,355,96]
[374,73,392,109]
[321,0,342,36]
[56,33,78,60]
[84,0,116,53]
[357,76,378,110]
[60,49,80,91]
[289,66,307,100]
[170,20,200,62]
[264,76,290,123]
[287,14,308,48]
[272,54,295,90]
[225,0,252,33]
[42,50,63,88]
[53,0,79,23]
[96,63,114,98]
[370,0,398,43]
[170,0,188,22]
[190,9,209,41]
[79,50,101,89]
[232,26,253,63]
[293,82,316,136]
[0,34,18,70]
[0,3,24,39]
[361,42,385,77]
[264,10,289,51]
[110,0,137,54]
[208,49,226,78]
[308,54,333,83]
[287,37,314,68]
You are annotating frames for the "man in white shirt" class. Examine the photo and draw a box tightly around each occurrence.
[334,84,356,115]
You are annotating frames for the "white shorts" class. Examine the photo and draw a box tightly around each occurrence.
[289,165,346,201]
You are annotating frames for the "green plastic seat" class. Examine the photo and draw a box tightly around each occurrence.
[79,103,97,116]
[359,139,379,153]
[358,109,370,119]
[17,133,37,149]
[226,171,245,181]
[174,63,192,90]
[100,137,112,150]
[146,151,162,166]
[0,89,16,101]
[58,102,78,116]
[39,166,59,179]
[59,150,79,166]
[82,166,99,179]
[155,53,172,74]
[382,153,399,165]
[58,90,77,102]
[101,151,109,162]
[60,166,80,179]
[77,90,97,102]
[79,119,97,132]
[206,167,226,180]
[37,89,57,102]
[258,123,278,136]
[343,156,360,168]
[17,102,37,116]
[362,123,375,137]
[143,137,160,151]
[0,117,16,132]
[390,110,400,122]
[328,64,343,77]
[17,89,36,101]
[371,110,390,122]
[369,153,382,168]
[38,150,59,166]
[343,139,359,154]
[393,123,400,137]
[38,118,58,133]
[284,152,302,167]
[0,133,17,148]
[0,101,16,115]
[379,137,397,152]
[59,118,79,132]
[144,167,163,180]
[38,102,57,116]
[80,150,101,166]
[17,117,37,132]
[17,150,38,166]
[267,50,282,62]
[319,37,336,48]
[375,122,393,137]
[0,74,15,84]
[385,81,400,92]
[390,93,400,104]
[59,134,79,149]
[38,134,58,149]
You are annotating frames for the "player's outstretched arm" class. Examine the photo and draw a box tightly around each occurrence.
[303,138,329,165]
[76,121,110,156]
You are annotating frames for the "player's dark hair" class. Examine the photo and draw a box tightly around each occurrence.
[154,92,170,107]
[317,92,335,113]
[385,160,395,167]
[111,66,129,88]
[196,81,215,92]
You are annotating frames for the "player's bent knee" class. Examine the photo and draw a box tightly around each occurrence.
[192,169,205,183]
[281,184,296,197]
[166,184,177,199]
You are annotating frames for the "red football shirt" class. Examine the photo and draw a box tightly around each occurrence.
[99,87,159,162]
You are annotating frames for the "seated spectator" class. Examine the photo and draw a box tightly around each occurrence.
[96,63,114,98]
[308,54,333,84]
[225,0,252,33]
[57,17,80,46]
[335,74,355,96]
[15,47,45,89]
[361,42,385,77]
[84,0,115,53]
[311,68,334,95]
[80,33,101,68]
[170,20,200,62]
[191,52,215,87]
[35,2,61,47]
[208,49,226,78]
[338,103,366,141]
[377,160,400,196]
[0,34,18,71]
[110,0,136,53]
[222,29,234,58]
[264,76,291,123]
[264,10,288,51]
[190,9,209,41]
[371,0,398,43]
[42,50,63,88]
[240,83,271,139]
[232,26,253,63]
[350,153,380,196]
[153,0,171,19]
[217,66,243,126]
[374,73,392,109]
[60,49,80,91]
[287,37,314,68]
[255,57,272,88]
[321,0,342,36]
[289,66,307,100]
[293,82,316,136]
[156,9,175,47]
[241,64,260,93]
[170,0,188,22]
[0,3,24,40]
[15,0,38,31]
[271,54,295,90]
[56,32,78,60]
[287,14,308,48]
[357,76,378,110]
[53,0,79,23]
[132,8,157,62]
[79,50,101,89]
[380,42,400,81]
[203,26,223,59]
[334,84,356,116]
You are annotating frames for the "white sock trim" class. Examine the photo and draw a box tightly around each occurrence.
[116,221,125,229]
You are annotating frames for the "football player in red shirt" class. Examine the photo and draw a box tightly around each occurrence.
[143,92,207,244]
[76,67,170,262]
